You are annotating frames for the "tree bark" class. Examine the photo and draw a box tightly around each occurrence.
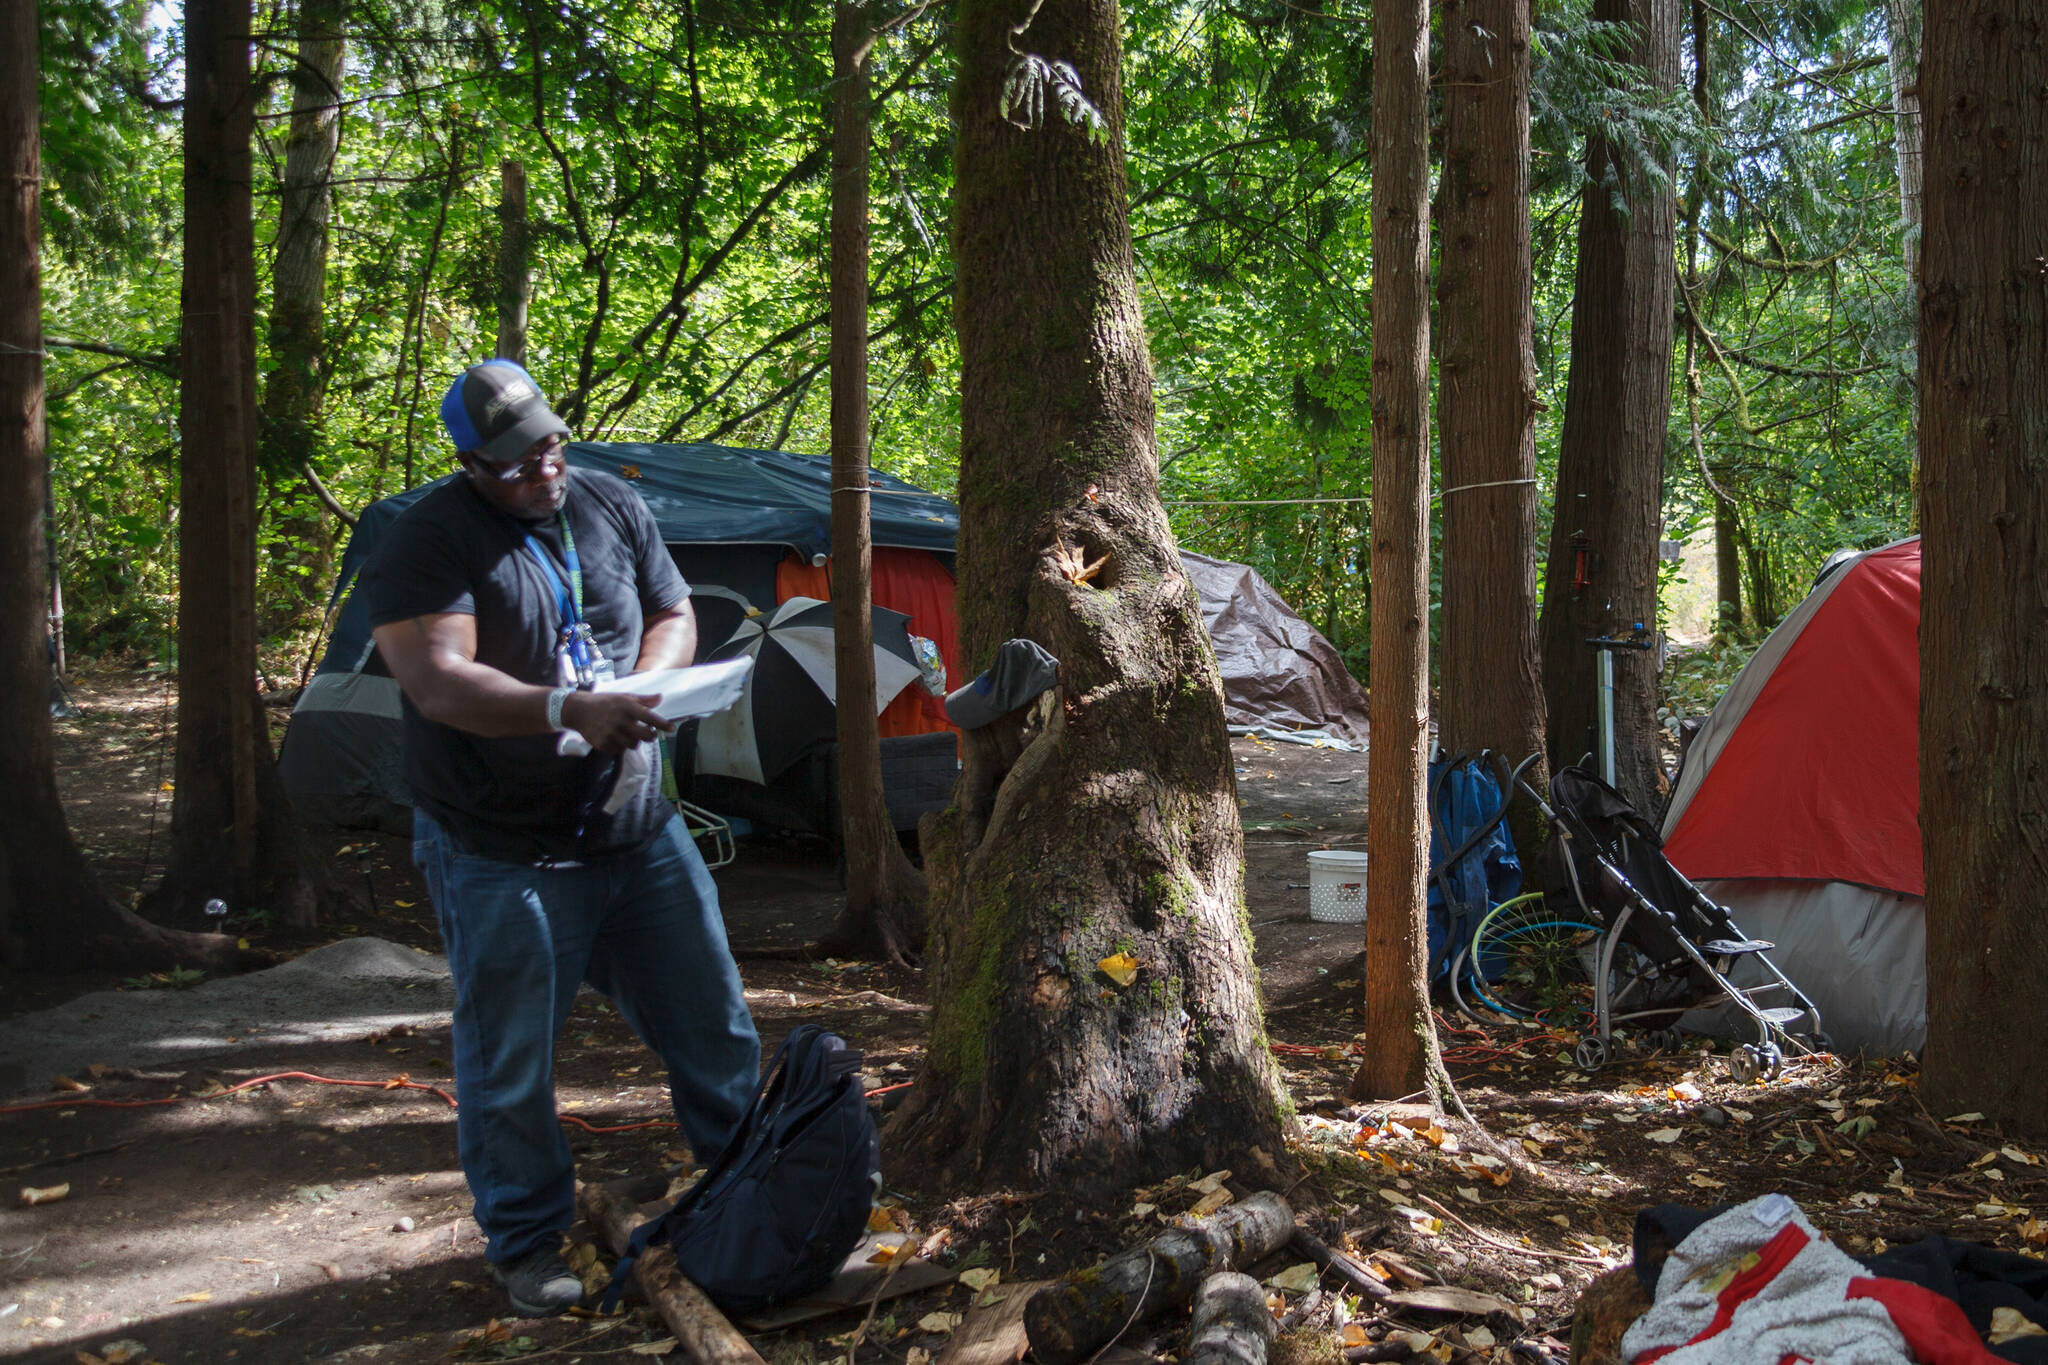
[155,0,331,931]
[821,0,927,964]
[259,0,345,632]
[496,159,531,364]
[890,0,1289,1192]
[1024,1193,1295,1365]
[1536,0,1680,811]
[1350,0,1441,1103]
[1436,0,1547,839]
[0,0,248,974]
[1916,0,2048,1136]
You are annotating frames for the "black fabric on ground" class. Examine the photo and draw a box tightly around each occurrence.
[1862,1236,2048,1363]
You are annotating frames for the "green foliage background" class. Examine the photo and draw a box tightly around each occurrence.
[36,0,1918,691]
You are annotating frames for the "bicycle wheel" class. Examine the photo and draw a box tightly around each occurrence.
[1461,892,1599,1021]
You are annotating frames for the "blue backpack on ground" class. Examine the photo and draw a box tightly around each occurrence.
[601,1024,880,1316]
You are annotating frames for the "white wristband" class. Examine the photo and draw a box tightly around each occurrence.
[545,686,573,731]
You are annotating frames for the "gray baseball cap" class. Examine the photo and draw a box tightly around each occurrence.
[439,360,571,463]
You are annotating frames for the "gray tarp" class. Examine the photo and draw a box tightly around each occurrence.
[1680,879,1927,1058]
[1180,551,1371,746]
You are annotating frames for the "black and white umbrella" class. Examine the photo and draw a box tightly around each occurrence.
[694,596,924,785]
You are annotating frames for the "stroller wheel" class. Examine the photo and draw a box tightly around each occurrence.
[1642,1027,1681,1054]
[1759,1043,1784,1081]
[1573,1036,1611,1071]
[1803,1031,1834,1056]
[1727,1045,1761,1085]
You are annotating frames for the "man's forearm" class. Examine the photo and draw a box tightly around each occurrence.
[635,602,698,672]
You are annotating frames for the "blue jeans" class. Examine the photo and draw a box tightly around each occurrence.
[413,809,761,1265]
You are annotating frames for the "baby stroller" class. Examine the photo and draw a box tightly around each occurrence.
[1518,765,1827,1080]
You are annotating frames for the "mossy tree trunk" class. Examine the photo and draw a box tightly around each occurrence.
[259,0,346,633]
[890,0,1290,1191]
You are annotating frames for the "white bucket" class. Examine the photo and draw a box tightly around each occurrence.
[1306,849,1370,923]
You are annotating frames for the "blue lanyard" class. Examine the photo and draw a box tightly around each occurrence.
[523,513,583,623]
[525,513,595,683]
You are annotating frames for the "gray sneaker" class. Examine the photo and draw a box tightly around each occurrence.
[490,1246,585,1317]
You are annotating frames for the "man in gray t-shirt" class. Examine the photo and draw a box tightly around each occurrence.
[363,361,758,1318]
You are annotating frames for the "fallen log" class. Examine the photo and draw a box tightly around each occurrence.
[1024,1190,1295,1365]
[577,1181,766,1365]
[1287,1226,1392,1302]
[1186,1271,1276,1365]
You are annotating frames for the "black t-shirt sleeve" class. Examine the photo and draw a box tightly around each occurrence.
[620,482,690,614]
[360,501,479,628]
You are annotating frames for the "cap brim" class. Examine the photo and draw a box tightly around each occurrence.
[476,407,571,464]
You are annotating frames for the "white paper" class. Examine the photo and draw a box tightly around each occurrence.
[555,655,754,757]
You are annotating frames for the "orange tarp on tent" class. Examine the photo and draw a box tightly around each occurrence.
[775,549,961,739]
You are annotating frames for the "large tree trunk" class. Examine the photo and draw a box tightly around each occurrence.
[1537,0,1680,810]
[1348,0,1441,1104]
[155,0,330,931]
[1435,0,1547,834]
[821,0,927,963]
[1916,0,2048,1136]
[0,0,246,974]
[889,0,1289,1191]
[495,159,531,363]
[259,0,345,632]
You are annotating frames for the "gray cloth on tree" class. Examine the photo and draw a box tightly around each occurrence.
[945,638,1060,731]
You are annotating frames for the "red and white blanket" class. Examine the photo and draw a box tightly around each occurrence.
[1622,1194,2004,1365]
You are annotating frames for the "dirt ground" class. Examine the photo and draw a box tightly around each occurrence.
[4,670,2044,1365]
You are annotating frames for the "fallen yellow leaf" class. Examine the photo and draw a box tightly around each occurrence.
[959,1268,999,1292]
[172,1290,213,1304]
[1341,1323,1370,1348]
[1991,1307,2048,1345]
[18,1183,69,1207]
[1190,1187,1235,1217]
[1097,953,1140,987]
[917,1312,963,1334]
[868,1205,896,1233]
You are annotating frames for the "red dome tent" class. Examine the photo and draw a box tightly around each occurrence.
[1659,537,1924,1056]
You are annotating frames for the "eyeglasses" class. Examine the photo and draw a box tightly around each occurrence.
[478,433,568,483]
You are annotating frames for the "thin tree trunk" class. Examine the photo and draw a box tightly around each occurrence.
[822,0,926,962]
[154,0,330,931]
[1436,0,1547,841]
[1350,0,1441,1104]
[259,0,345,632]
[496,159,531,363]
[1886,0,1924,502]
[1536,0,1680,810]
[1886,0,1924,285]
[0,0,247,973]
[1916,0,2048,1136]
[892,0,1289,1192]
[1686,0,1741,639]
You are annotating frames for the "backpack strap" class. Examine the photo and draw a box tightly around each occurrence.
[600,1027,825,1311]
